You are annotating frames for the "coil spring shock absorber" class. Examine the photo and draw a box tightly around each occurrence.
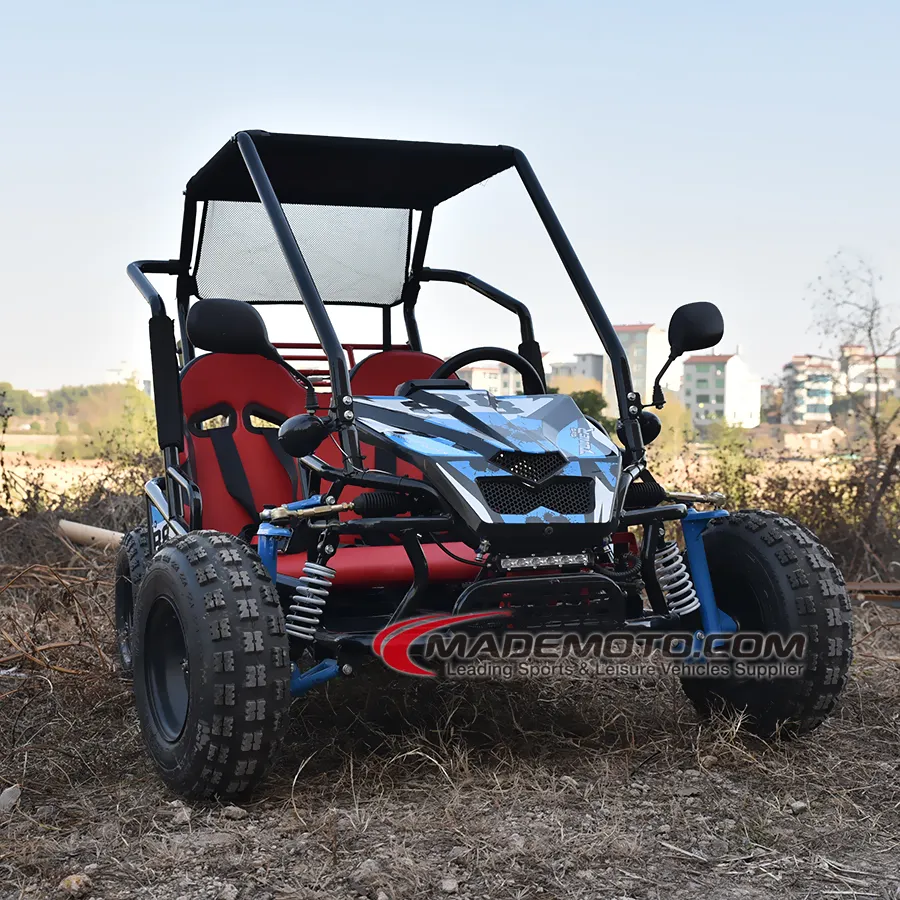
[654,540,700,616]
[285,561,336,641]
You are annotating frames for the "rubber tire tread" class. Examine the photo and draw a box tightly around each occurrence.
[680,509,853,736]
[114,525,151,675]
[132,530,290,799]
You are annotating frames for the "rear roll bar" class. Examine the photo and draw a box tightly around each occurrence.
[127,259,181,318]
[419,268,537,344]
[418,268,546,390]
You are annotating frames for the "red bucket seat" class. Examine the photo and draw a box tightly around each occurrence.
[178,301,476,580]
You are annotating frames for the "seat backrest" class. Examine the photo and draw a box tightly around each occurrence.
[180,353,310,536]
[316,350,448,515]
[349,350,447,396]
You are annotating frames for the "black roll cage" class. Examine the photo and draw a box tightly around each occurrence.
[129,130,646,502]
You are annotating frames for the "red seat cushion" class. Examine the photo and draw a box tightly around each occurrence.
[319,349,450,478]
[314,350,451,537]
[279,542,478,586]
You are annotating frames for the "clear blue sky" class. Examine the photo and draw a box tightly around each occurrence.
[1,0,898,389]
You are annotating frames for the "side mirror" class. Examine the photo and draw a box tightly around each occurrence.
[648,302,725,410]
[278,414,335,458]
[667,302,724,356]
[186,298,280,361]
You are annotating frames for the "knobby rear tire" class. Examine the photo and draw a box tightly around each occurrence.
[114,525,151,676]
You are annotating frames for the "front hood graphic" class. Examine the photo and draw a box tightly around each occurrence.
[353,390,622,532]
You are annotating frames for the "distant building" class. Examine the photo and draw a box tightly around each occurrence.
[548,353,604,394]
[835,344,898,407]
[683,354,761,427]
[106,362,136,384]
[456,363,523,395]
[784,424,846,457]
[781,355,837,425]
[782,347,900,424]
[600,324,683,410]
[750,423,847,458]
[106,361,152,392]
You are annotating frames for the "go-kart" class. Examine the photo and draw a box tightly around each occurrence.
[118,130,852,798]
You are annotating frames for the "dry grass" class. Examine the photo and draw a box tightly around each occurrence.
[0,455,108,499]
[3,455,900,899]
[1,539,900,899]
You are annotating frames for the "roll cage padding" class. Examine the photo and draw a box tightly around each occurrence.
[432,347,545,395]
[149,315,184,452]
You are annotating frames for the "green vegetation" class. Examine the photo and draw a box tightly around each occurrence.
[703,420,761,509]
[648,396,694,463]
[565,389,604,419]
[0,380,157,461]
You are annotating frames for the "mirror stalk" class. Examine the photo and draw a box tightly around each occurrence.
[650,352,677,409]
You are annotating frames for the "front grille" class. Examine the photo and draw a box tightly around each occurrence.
[490,450,565,483]
[476,477,595,516]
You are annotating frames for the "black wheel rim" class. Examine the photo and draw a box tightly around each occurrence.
[709,548,766,633]
[144,594,190,742]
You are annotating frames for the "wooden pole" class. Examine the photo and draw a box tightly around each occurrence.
[57,520,123,549]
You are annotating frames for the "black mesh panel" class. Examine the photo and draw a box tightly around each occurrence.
[490,450,565,483]
[476,477,595,515]
[194,201,411,306]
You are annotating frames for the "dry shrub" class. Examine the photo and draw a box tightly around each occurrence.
[0,445,157,567]
[0,449,156,693]
[655,432,900,582]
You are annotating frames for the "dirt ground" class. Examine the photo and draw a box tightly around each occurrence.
[2,544,900,900]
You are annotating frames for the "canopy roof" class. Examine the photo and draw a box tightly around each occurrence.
[186,131,517,209]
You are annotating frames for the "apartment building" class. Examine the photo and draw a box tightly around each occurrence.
[600,324,683,410]
[456,362,524,394]
[548,353,604,394]
[781,347,899,425]
[683,354,761,427]
[836,344,898,406]
[781,355,837,425]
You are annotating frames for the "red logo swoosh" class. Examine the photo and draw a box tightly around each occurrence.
[375,610,513,677]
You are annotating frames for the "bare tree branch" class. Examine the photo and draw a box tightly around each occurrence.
[809,250,899,462]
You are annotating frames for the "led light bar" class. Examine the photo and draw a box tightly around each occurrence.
[499,552,591,570]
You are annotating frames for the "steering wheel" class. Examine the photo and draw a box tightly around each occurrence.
[432,346,545,395]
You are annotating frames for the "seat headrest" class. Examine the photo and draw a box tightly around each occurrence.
[187,298,280,361]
